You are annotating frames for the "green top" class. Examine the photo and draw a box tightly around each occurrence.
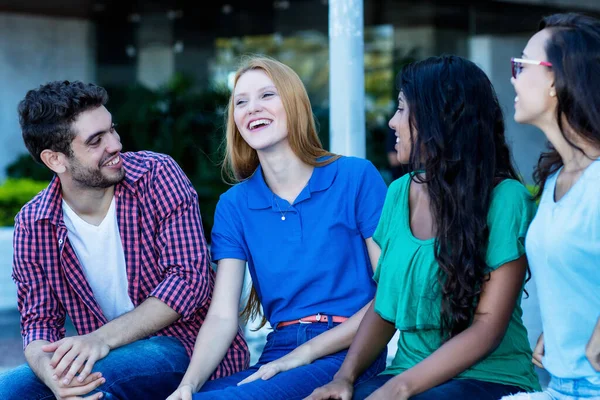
[373,174,541,392]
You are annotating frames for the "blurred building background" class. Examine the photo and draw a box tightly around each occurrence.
[1,0,599,380]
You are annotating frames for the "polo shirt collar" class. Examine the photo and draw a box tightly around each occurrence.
[246,158,338,210]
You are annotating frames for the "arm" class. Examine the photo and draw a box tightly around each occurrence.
[586,317,600,371]
[305,303,396,400]
[47,157,213,384]
[44,296,181,384]
[532,332,544,369]
[369,256,528,399]
[26,340,105,400]
[239,238,383,384]
[167,258,246,399]
[13,220,104,398]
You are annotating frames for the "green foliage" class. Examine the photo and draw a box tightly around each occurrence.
[0,178,48,226]
[105,74,233,241]
[6,154,54,181]
[526,184,540,204]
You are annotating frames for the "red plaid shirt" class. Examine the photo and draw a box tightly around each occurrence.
[12,151,249,378]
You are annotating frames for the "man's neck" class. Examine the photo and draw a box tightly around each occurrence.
[61,181,115,226]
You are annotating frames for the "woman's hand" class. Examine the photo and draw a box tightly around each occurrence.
[165,383,194,400]
[365,380,410,400]
[303,377,354,400]
[532,333,544,369]
[237,346,312,385]
[586,320,600,371]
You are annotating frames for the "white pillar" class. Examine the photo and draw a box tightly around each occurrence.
[136,13,174,89]
[328,0,365,157]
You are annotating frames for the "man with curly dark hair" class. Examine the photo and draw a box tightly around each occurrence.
[0,81,249,400]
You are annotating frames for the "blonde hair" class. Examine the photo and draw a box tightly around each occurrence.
[224,56,340,328]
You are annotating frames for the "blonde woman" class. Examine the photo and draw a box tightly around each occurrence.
[166,56,387,400]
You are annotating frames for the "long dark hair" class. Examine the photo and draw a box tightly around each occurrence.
[533,13,600,198]
[400,56,520,340]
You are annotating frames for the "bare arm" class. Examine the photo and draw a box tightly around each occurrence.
[45,296,180,384]
[239,238,382,385]
[305,302,396,400]
[170,258,246,396]
[372,256,528,398]
[291,238,383,359]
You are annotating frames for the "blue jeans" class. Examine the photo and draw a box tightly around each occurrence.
[501,376,600,399]
[353,374,525,400]
[0,336,189,400]
[193,322,387,400]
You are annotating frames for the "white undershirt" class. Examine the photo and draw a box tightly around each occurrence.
[62,197,134,321]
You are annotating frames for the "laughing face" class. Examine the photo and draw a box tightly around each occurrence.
[65,105,125,188]
[232,69,289,152]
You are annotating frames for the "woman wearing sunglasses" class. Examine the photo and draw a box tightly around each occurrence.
[503,12,600,400]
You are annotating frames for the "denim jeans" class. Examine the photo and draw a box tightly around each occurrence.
[353,374,525,400]
[501,376,600,400]
[193,322,387,400]
[0,336,189,400]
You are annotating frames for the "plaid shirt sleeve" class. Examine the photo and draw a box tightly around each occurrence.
[148,156,212,319]
[12,217,66,349]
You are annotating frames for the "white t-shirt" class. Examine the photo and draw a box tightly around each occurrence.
[62,197,134,321]
[526,160,600,383]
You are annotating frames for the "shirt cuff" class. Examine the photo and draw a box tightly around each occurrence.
[211,249,247,263]
[150,274,205,319]
[23,328,63,350]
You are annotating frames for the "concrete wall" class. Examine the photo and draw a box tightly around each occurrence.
[469,35,548,183]
[0,13,96,180]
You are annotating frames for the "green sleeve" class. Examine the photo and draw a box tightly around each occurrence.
[485,180,537,270]
[373,177,407,282]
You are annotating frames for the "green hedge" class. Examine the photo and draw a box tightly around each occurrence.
[0,178,48,226]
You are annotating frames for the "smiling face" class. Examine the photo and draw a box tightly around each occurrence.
[232,69,289,153]
[511,28,557,128]
[388,92,413,164]
[64,105,125,188]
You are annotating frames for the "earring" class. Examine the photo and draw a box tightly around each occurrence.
[550,89,556,97]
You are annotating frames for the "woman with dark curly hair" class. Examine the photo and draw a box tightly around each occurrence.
[502,13,600,400]
[306,55,541,400]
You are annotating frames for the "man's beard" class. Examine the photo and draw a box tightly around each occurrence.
[68,154,125,189]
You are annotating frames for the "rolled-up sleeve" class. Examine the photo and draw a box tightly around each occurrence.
[12,219,66,349]
[149,157,212,319]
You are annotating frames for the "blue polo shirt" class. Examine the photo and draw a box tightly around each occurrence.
[211,156,387,326]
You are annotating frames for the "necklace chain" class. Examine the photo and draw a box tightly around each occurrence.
[274,197,293,221]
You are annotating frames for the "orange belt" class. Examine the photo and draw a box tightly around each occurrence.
[276,313,348,328]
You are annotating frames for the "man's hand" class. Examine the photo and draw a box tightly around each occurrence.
[42,333,110,385]
[532,333,544,369]
[47,371,105,400]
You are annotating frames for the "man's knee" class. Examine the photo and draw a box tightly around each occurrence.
[0,364,51,400]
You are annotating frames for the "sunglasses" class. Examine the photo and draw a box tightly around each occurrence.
[511,57,552,79]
